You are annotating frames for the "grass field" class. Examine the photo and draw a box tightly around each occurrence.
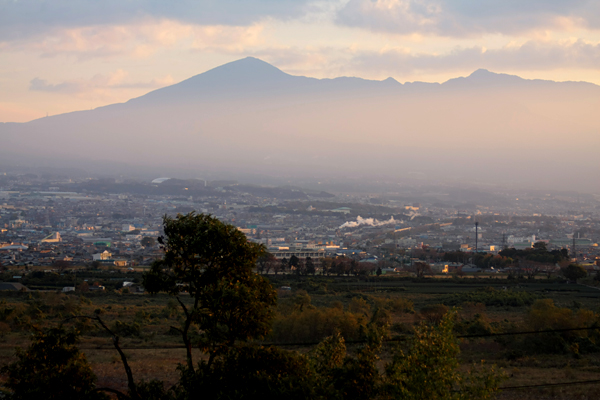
[1,274,600,398]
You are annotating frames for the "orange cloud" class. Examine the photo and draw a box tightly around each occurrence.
[29,69,175,100]
[3,19,266,60]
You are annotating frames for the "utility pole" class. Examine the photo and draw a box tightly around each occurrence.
[475,222,479,253]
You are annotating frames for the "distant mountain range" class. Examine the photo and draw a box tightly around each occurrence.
[1,57,598,190]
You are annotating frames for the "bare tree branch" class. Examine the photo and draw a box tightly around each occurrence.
[176,295,195,371]
[65,315,139,400]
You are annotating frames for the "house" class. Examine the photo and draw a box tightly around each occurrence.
[122,281,144,293]
[92,250,112,261]
[113,259,128,267]
[41,232,61,243]
[0,282,29,291]
[461,264,482,273]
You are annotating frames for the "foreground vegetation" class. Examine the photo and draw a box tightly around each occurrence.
[1,276,600,398]
[0,214,599,399]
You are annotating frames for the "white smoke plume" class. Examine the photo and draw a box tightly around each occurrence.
[339,216,395,229]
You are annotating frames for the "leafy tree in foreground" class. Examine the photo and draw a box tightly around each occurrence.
[382,311,503,400]
[0,327,107,400]
[143,212,277,370]
[177,344,317,400]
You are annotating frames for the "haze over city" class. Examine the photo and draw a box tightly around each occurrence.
[1,1,599,193]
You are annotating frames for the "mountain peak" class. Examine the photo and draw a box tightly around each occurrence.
[469,68,493,77]
[129,57,293,103]
[467,68,521,81]
[199,56,289,82]
[383,77,400,84]
[444,68,524,87]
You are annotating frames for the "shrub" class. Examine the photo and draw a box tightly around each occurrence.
[442,287,538,307]
[511,299,600,355]
[386,297,414,314]
[270,306,367,343]
[177,345,317,400]
[112,320,141,337]
[455,313,495,337]
[0,327,107,400]
[419,304,449,324]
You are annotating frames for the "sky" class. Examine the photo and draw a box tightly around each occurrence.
[1,0,600,123]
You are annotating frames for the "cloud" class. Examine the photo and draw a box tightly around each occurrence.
[238,45,349,76]
[348,39,600,75]
[190,24,265,52]
[2,19,265,60]
[336,0,600,37]
[200,38,600,79]
[29,70,174,95]
[29,78,81,94]
[0,0,312,41]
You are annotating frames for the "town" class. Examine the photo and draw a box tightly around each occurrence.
[1,172,598,282]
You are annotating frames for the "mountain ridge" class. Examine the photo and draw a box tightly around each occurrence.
[0,57,598,191]
[121,58,600,109]
[9,57,599,122]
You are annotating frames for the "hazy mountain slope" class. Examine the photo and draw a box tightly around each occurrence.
[1,57,598,190]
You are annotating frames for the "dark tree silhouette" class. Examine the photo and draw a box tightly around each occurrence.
[143,213,277,370]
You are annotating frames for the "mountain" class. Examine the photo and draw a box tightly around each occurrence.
[1,57,599,190]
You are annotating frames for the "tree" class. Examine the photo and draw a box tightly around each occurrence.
[349,259,359,276]
[414,261,432,278]
[280,257,289,274]
[257,253,276,274]
[1,327,107,400]
[289,255,300,274]
[305,257,316,275]
[141,236,156,248]
[297,257,307,275]
[142,213,277,370]
[561,263,587,282]
[180,344,317,400]
[383,311,503,400]
[321,257,333,276]
[272,258,283,275]
[356,262,375,277]
[522,260,544,280]
[266,256,279,275]
[53,259,70,273]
